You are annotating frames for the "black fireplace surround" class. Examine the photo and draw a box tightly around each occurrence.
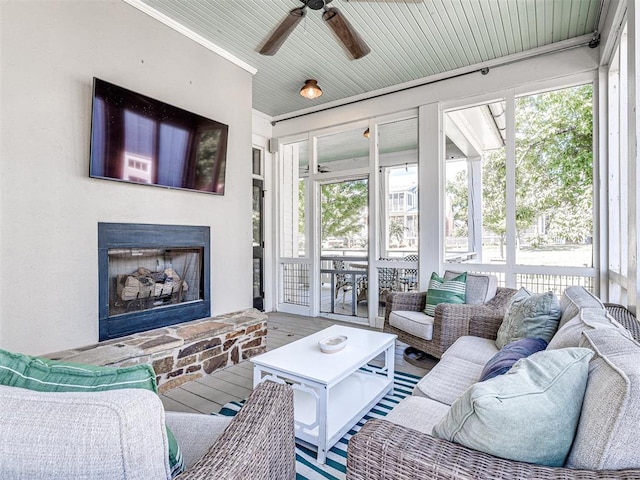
[98,223,210,341]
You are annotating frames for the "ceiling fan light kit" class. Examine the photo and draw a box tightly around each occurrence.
[260,0,370,60]
[300,79,323,99]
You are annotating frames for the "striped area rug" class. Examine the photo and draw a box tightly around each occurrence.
[216,366,421,480]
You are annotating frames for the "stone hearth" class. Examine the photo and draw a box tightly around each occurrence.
[46,308,267,392]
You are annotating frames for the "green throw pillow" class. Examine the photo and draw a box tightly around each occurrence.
[432,347,593,467]
[0,349,184,477]
[423,271,467,316]
[495,288,562,349]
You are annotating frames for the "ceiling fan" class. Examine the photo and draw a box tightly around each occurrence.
[303,164,331,173]
[259,0,370,60]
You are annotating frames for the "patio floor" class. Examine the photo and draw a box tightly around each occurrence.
[159,311,433,414]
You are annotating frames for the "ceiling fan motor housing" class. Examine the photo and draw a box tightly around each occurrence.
[303,0,331,10]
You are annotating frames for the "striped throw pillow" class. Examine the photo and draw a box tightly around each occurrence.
[423,271,467,316]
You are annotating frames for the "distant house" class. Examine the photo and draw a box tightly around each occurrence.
[388,184,418,248]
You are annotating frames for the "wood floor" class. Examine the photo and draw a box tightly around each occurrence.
[159,312,433,414]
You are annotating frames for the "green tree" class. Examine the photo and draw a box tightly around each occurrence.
[389,219,405,246]
[513,85,593,243]
[446,170,470,237]
[454,85,593,259]
[320,180,368,245]
[481,149,508,257]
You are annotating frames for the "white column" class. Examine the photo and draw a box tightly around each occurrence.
[368,120,380,326]
[418,103,442,285]
[627,1,640,314]
[467,155,483,263]
[309,135,320,317]
[503,92,517,288]
[603,63,617,301]
[280,144,296,258]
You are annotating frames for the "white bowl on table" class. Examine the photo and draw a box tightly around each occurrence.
[318,335,348,354]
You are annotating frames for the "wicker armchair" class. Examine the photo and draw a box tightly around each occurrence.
[383,287,517,359]
[347,419,640,480]
[176,380,295,480]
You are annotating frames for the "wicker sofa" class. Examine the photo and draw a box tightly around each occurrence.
[0,380,295,480]
[383,271,518,358]
[349,286,640,479]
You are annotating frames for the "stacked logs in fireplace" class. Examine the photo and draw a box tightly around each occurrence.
[113,267,189,313]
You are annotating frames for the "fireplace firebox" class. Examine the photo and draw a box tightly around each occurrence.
[98,223,210,341]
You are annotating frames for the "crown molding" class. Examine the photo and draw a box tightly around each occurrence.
[122,0,258,75]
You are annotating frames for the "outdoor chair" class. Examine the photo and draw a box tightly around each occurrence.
[333,259,354,306]
[354,262,399,304]
[378,264,399,302]
[384,271,517,358]
[399,254,419,291]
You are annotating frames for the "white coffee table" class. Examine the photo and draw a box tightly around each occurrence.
[250,325,396,464]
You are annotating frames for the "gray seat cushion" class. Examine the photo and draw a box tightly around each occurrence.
[385,395,450,435]
[566,329,640,470]
[165,412,231,470]
[414,355,485,405]
[413,335,498,405]
[444,270,497,304]
[389,310,434,340]
[442,335,499,365]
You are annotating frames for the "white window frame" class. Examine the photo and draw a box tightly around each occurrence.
[439,72,599,291]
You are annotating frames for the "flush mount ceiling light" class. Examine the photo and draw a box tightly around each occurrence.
[300,79,323,99]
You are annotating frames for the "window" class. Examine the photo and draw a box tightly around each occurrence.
[514,85,593,267]
[444,83,595,294]
[389,192,407,212]
[280,140,308,258]
[279,139,310,309]
[444,100,506,264]
[252,147,262,176]
[379,117,418,256]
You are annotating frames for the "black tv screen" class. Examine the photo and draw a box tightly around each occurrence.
[90,78,228,195]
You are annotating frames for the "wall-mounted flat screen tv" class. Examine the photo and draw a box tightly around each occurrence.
[90,78,228,195]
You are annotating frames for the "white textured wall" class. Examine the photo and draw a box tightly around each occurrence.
[0,1,254,354]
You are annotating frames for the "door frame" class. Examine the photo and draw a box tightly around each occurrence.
[317,175,370,324]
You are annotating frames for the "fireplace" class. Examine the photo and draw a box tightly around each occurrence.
[98,223,210,341]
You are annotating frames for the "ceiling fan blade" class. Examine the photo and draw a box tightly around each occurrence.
[259,7,306,56]
[322,7,370,59]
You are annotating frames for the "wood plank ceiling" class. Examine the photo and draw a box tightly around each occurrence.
[136,0,603,118]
